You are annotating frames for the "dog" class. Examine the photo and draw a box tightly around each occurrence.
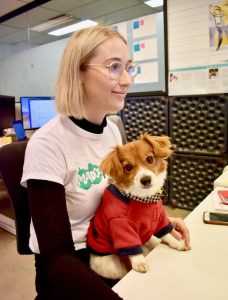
[87,133,191,280]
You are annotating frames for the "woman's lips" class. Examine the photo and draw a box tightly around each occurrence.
[112,91,127,98]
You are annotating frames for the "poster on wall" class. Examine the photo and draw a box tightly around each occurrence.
[208,62,228,93]
[209,2,228,52]
[168,61,228,95]
[169,65,208,96]
[110,11,166,93]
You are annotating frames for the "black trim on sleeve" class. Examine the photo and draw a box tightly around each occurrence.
[154,221,174,239]
[118,245,143,256]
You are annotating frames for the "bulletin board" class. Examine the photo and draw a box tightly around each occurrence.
[111,11,166,94]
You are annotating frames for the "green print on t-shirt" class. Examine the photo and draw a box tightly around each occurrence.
[78,163,103,190]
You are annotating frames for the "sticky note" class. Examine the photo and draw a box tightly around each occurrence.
[133,21,139,29]
[140,20,144,25]
[134,44,140,52]
[138,67,141,74]
[113,26,118,31]
[141,43,145,48]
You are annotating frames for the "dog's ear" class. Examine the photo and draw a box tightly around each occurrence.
[99,146,123,180]
[141,133,173,158]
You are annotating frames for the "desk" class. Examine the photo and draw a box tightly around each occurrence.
[113,187,228,300]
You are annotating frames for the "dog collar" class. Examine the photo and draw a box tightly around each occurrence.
[117,188,162,203]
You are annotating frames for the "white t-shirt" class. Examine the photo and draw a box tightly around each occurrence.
[21,115,122,254]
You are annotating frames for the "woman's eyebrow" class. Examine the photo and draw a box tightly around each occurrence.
[104,58,132,64]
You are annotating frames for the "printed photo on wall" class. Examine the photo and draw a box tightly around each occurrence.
[209,2,228,52]
[170,73,178,82]
[208,68,219,79]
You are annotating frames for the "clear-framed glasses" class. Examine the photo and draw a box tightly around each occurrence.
[86,62,140,80]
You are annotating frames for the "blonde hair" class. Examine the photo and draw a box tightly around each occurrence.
[55,24,127,119]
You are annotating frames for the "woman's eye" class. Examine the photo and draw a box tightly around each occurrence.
[127,66,133,75]
[110,63,120,73]
[146,156,153,164]
[125,164,132,172]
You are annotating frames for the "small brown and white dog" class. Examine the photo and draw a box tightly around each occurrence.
[87,133,191,280]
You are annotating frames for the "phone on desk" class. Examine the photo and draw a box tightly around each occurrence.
[203,211,228,226]
[12,120,27,141]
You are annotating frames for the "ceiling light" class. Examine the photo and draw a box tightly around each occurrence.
[48,20,98,36]
[144,0,163,8]
[30,15,76,32]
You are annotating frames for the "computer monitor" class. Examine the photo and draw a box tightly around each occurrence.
[20,97,58,130]
[0,95,15,136]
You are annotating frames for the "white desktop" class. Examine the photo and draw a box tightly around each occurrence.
[113,186,228,300]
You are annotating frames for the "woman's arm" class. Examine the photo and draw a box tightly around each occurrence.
[28,179,122,299]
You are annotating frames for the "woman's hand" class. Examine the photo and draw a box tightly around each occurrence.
[169,217,190,247]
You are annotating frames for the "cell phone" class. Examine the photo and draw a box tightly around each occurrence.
[203,211,228,226]
[12,120,27,141]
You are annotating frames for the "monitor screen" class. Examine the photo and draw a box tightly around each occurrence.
[20,97,58,130]
[0,95,15,136]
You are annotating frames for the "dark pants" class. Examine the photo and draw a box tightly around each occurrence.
[34,250,119,299]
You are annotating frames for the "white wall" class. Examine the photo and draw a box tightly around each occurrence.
[167,0,228,68]
[0,44,14,59]
[0,37,70,102]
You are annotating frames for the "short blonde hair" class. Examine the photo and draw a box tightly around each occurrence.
[55,24,127,119]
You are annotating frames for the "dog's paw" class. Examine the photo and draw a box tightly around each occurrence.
[129,254,149,273]
[175,239,191,251]
[161,233,191,251]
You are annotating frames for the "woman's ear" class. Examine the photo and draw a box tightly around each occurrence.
[141,133,173,158]
[99,146,123,180]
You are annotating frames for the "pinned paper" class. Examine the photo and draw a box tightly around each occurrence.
[138,67,141,74]
[140,20,144,25]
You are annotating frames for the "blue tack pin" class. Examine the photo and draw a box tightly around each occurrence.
[31,64,34,68]
[138,67,141,74]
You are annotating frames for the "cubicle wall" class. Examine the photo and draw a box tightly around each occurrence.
[121,96,169,205]
[121,94,228,210]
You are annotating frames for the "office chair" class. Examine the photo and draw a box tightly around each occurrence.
[0,141,33,255]
[107,114,128,145]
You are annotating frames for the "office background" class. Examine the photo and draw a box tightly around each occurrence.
[0,0,228,299]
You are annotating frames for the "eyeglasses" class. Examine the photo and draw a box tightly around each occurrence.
[86,62,140,80]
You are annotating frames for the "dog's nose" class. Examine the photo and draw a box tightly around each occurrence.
[140,176,151,186]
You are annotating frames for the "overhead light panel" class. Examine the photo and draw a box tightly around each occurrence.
[144,0,163,8]
[30,14,76,32]
[48,20,98,36]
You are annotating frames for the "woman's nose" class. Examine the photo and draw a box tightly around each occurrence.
[119,69,132,88]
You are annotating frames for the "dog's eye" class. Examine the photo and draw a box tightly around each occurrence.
[146,156,153,164]
[125,164,132,172]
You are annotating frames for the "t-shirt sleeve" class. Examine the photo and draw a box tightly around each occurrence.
[21,137,67,187]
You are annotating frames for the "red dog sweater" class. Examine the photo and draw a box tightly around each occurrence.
[87,184,173,256]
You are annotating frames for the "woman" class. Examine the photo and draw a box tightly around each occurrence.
[21,24,190,299]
